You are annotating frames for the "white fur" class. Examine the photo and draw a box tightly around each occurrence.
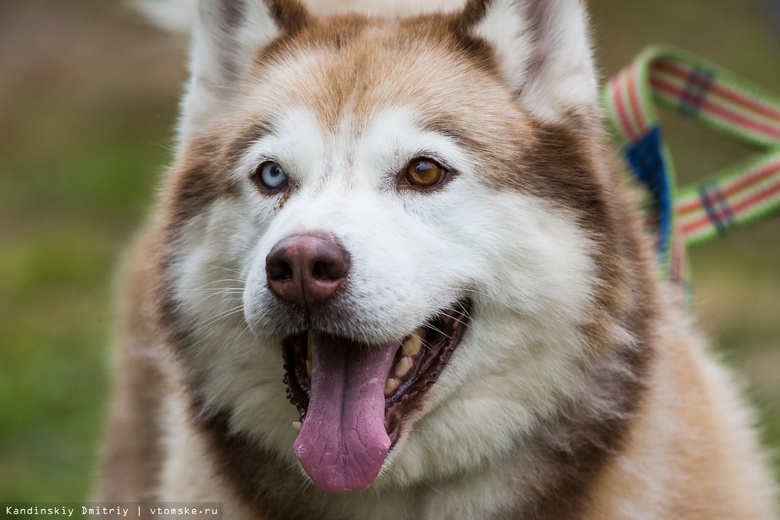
[167,99,600,516]
[158,6,608,520]
[159,3,607,516]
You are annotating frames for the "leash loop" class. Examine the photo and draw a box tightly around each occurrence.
[603,47,780,293]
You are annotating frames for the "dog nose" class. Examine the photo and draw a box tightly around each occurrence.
[265,234,350,307]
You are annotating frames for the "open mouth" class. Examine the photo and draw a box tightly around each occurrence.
[281,299,471,493]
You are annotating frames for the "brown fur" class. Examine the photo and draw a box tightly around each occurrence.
[95,230,167,502]
[266,0,312,33]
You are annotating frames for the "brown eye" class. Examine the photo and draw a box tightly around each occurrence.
[405,158,446,188]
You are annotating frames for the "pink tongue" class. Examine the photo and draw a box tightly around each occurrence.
[293,333,397,493]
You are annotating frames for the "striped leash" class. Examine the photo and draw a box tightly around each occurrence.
[603,47,780,295]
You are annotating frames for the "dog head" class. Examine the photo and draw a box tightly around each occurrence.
[156,0,646,496]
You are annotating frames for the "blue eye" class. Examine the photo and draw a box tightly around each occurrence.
[254,161,288,191]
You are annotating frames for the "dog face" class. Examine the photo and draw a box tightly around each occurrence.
[158,0,636,495]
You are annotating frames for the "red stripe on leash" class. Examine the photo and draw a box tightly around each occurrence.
[680,180,780,236]
[650,77,780,139]
[654,59,780,121]
[612,74,638,141]
[678,161,780,215]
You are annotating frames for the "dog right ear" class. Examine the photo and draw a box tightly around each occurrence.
[454,0,598,125]
[178,0,310,143]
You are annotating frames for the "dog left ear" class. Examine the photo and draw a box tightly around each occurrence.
[456,0,598,123]
[178,0,310,144]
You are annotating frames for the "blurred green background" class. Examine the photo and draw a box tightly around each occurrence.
[0,0,778,507]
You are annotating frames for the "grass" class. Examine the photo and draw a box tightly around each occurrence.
[0,0,183,503]
[0,0,778,509]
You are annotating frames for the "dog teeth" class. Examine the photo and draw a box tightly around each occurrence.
[402,334,423,356]
[293,421,302,433]
[384,378,400,396]
[394,357,414,378]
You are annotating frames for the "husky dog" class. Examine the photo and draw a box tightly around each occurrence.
[97,0,777,517]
